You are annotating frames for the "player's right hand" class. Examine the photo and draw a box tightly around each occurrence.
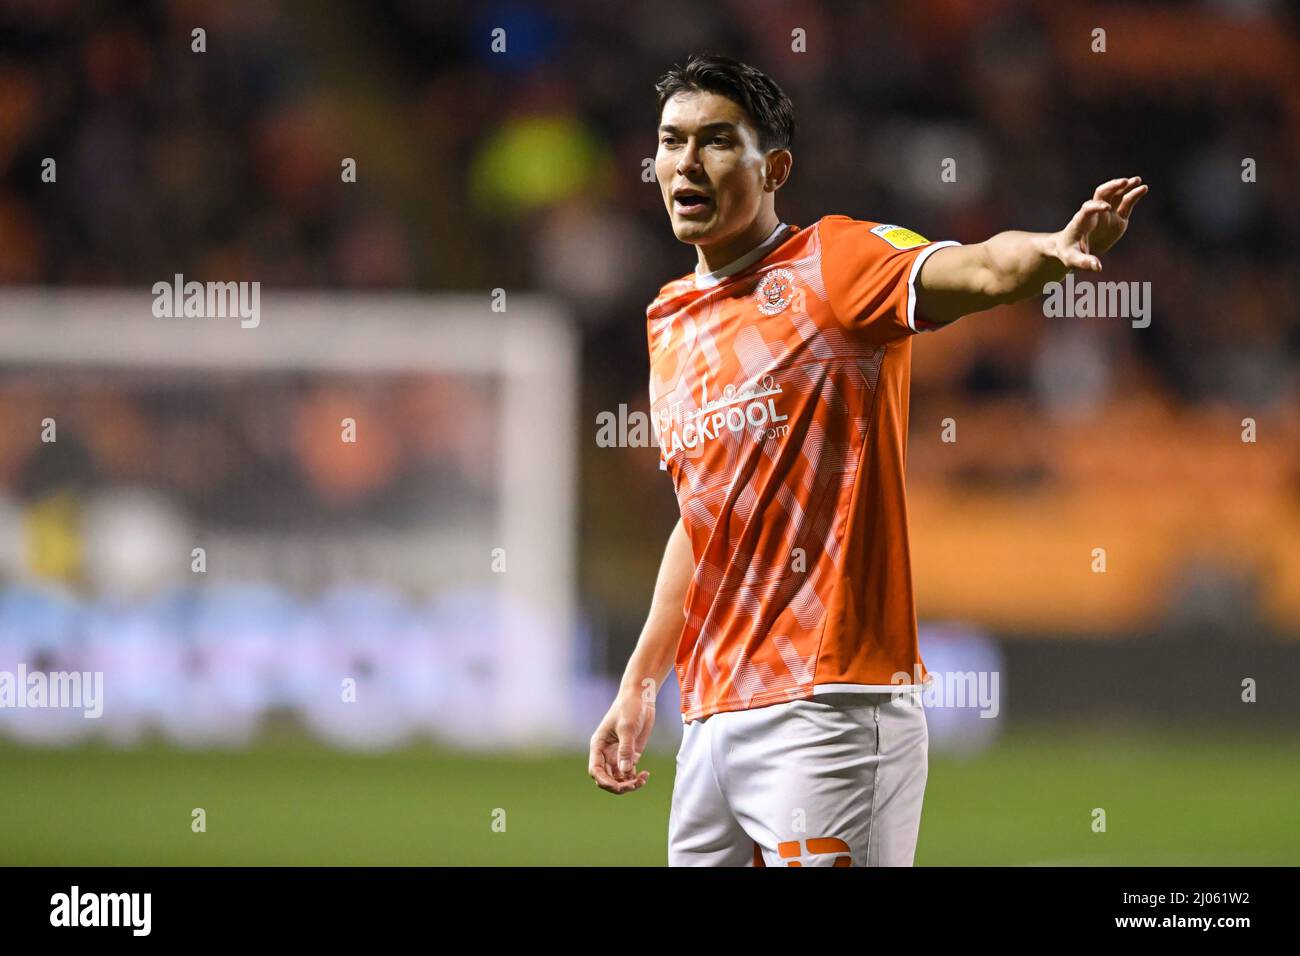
[588,686,656,794]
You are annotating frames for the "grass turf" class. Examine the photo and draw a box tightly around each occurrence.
[1,727,1296,865]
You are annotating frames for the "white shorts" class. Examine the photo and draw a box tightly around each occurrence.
[667,691,928,867]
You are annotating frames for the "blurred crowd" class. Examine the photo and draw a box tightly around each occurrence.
[1,0,1298,642]
[0,579,612,749]
[4,1,1296,390]
[0,372,496,525]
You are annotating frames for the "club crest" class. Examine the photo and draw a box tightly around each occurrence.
[755,268,796,315]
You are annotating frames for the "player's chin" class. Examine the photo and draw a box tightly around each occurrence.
[671,213,719,242]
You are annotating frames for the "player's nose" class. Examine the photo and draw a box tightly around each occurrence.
[675,139,703,176]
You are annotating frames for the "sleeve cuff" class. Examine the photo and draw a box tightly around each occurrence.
[906,240,963,333]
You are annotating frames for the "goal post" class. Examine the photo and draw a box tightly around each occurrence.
[0,288,580,746]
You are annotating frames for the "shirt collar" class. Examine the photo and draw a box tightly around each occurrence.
[694,221,792,290]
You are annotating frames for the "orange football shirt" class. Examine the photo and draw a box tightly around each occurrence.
[646,216,961,723]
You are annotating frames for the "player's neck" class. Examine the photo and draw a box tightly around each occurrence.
[696,211,783,277]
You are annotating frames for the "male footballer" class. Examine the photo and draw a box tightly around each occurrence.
[588,53,1146,866]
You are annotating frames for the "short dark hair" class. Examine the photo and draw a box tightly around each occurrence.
[655,53,795,153]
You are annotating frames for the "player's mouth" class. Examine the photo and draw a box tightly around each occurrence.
[673,188,714,217]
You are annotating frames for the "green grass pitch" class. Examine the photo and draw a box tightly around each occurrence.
[1,727,1296,865]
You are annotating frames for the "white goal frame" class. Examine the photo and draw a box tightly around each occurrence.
[0,288,579,746]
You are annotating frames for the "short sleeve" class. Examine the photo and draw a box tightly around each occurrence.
[818,215,961,343]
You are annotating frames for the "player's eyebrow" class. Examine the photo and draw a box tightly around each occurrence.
[658,122,739,135]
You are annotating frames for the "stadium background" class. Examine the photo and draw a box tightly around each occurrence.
[1,0,1298,864]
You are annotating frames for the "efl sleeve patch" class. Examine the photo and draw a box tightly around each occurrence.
[869,224,930,250]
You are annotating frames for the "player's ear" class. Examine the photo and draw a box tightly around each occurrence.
[765,149,793,192]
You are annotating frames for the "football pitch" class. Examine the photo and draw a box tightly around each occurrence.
[1,727,1296,866]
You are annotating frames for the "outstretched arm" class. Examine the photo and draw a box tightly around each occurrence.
[915,177,1148,325]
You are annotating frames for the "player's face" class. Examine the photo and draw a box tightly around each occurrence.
[656,91,770,246]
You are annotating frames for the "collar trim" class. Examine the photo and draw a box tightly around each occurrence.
[694,222,792,290]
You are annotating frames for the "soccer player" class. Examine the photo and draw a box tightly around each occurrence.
[587,53,1146,867]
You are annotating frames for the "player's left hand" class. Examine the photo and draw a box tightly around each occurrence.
[1054,176,1148,272]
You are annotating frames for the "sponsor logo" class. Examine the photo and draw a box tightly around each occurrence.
[869,224,930,250]
[656,373,790,463]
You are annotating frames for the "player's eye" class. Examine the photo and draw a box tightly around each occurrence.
[711,136,732,146]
